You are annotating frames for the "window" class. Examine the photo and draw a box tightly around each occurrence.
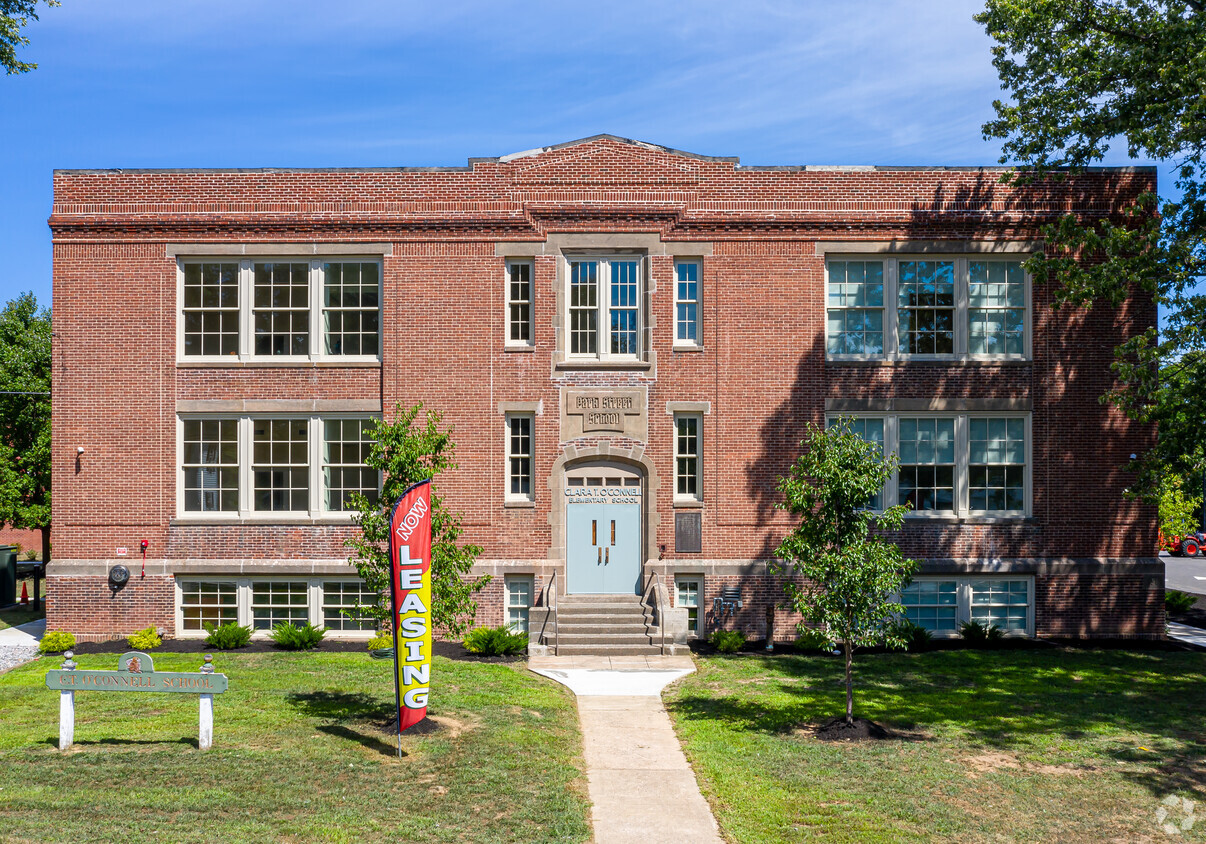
[251,580,309,629]
[825,256,1028,359]
[506,414,534,502]
[179,415,377,519]
[506,260,533,347]
[674,260,701,346]
[180,581,238,631]
[566,258,642,360]
[900,577,1032,636]
[323,419,379,511]
[179,258,382,360]
[675,414,701,501]
[676,578,701,634]
[898,418,956,513]
[506,576,534,634]
[178,578,377,637]
[825,413,1029,517]
[182,419,239,513]
[322,580,378,631]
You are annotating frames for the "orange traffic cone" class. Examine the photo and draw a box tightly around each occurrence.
[19,582,29,606]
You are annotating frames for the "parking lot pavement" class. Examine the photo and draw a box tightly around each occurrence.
[1163,554,1206,595]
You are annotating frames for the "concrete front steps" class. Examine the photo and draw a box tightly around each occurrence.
[549,593,666,656]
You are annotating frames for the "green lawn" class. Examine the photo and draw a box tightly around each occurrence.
[0,653,591,843]
[666,648,1206,843]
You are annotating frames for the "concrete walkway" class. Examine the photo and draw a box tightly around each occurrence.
[0,616,45,646]
[1169,621,1206,649]
[529,655,723,844]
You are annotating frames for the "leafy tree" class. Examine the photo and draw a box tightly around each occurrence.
[345,403,489,637]
[978,0,1206,495]
[1,0,59,75]
[1159,474,1202,542]
[774,421,919,726]
[0,293,51,563]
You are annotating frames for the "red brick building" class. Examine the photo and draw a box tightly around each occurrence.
[48,135,1163,646]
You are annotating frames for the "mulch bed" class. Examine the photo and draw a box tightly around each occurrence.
[65,637,522,662]
[813,716,895,742]
[1168,592,1206,629]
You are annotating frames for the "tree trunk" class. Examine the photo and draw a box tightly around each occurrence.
[844,639,854,726]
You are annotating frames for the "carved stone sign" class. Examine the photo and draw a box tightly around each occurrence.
[561,388,647,441]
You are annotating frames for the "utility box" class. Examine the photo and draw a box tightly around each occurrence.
[0,546,15,606]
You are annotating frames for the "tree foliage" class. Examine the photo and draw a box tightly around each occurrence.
[978,0,1206,493]
[774,421,919,725]
[344,403,488,637]
[1159,473,1203,540]
[0,293,51,562]
[1,0,58,75]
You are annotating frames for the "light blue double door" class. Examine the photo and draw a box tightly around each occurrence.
[566,492,641,594]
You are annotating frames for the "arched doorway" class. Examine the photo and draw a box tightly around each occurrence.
[564,461,643,594]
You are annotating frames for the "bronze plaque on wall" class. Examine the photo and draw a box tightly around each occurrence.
[675,511,702,553]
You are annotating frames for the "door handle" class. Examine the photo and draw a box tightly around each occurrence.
[605,548,609,565]
[611,520,615,546]
[597,547,602,565]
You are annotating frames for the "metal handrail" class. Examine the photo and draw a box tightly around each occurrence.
[642,568,668,654]
[538,570,558,653]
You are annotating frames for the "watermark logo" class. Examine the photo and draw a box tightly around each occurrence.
[1156,795,1196,836]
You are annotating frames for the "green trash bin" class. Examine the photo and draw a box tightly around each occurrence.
[0,546,15,607]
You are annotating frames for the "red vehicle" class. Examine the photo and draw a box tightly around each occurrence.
[1165,531,1205,557]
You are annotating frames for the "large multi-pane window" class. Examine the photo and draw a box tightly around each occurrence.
[675,414,701,501]
[506,414,533,501]
[323,419,378,511]
[826,260,884,354]
[180,581,238,631]
[898,418,956,513]
[182,263,239,356]
[322,580,378,631]
[566,258,642,359]
[182,419,239,512]
[674,260,701,346]
[507,260,533,346]
[178,578,378,637]
[322,262,380,356]
[179,415,377,519]
[900,577,1032,636]
[180,258,382,360]
[506,576,534,634]
[825,256,1028,359]
[824,414,1029,517]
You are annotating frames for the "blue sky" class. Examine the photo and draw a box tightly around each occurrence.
[0,0,1165,308]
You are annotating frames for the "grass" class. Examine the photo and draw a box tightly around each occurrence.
[0,653,591,843]
[666,648,1206,843]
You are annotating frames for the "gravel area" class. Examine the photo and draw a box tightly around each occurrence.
[0,646,39,673]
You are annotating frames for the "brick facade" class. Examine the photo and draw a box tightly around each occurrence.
[48,135,1162,641]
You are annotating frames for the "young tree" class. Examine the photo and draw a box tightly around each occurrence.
[977,0,1206,495]
[1159,474,1202,543]
[775,421,918,726]
[1,0,59,75]
[344,403,488,637]
[0,293,51,564]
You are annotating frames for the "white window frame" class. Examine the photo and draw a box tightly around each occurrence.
[824,412,1032,519]
[175,577,377,639]
[505,259,534,348]
[674,413,703,504]
[505,412,535,503]
[900,575,1034,637]
[505,575,535,634]
[675,576,702,635]
[177,257,383,363]
[825,255,1031,362]
[564,256,644,362]
[673,259,702,348]
[176,414,379,522]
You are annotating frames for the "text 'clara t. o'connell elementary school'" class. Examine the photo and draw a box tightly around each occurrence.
[47,135,1164,651]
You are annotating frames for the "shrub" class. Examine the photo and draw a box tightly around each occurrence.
[126,625,162,650]
[890,618,933,652]
[462,625,528,656]
[793,626,832,653]
[366,633,393,651]
[960,620,1004,644]
[1166,590,1199,614]
[270,622,326,650]
[39,630,75,654]
[22,548,38,561]
[709,629,746,653]
[204,621,253,650]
